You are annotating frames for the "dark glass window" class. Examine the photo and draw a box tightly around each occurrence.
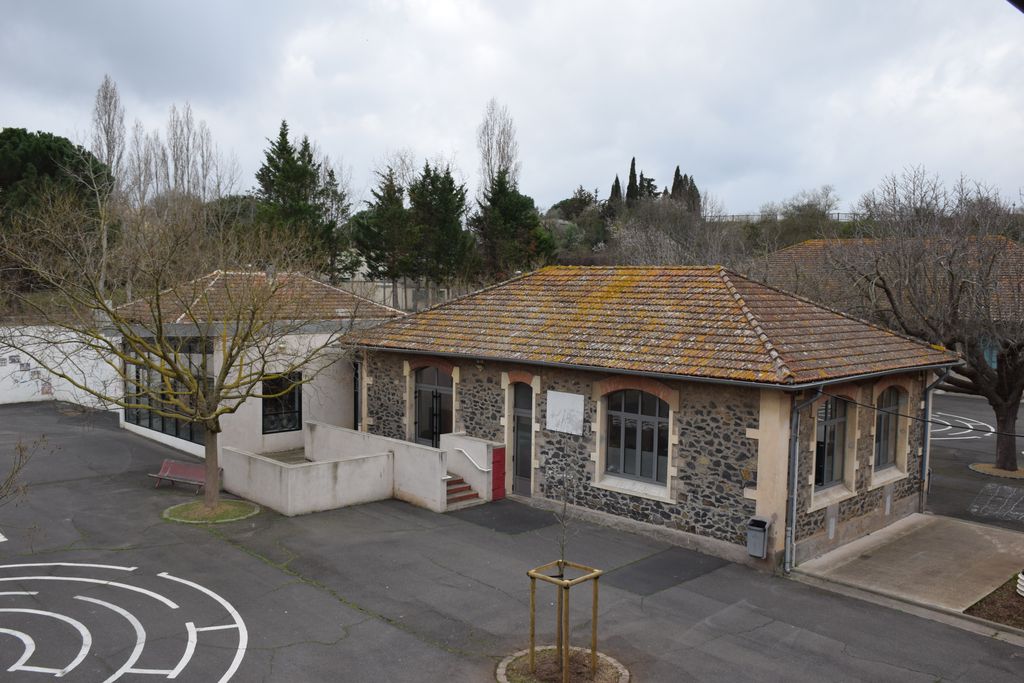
[123,337,210,446]
[262,372,303,434]
[414,367,453,447]
[875,387,901,470]
[814,397,848,489]
[604,390,670,484]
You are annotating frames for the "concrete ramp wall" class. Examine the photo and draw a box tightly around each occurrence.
[225,422,449,516]
[222,446,393,516]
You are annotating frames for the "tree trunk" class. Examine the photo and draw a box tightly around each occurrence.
[203,427,221,508]
[391,278,398,310]
[993,401,1020,471]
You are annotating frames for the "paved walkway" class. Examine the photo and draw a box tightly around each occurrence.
[3,402,1024,681]
[797,513,1024,612]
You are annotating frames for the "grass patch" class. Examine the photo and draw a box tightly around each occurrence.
[504,648,625,683]
[164,500,260,524]
[964,573,1024,630]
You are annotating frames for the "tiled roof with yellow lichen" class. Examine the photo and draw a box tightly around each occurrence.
[355,266,958,385]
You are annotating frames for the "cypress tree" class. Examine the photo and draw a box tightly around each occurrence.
[609,175,623,204]
[625,157,639,206]
[687,175,702,214]
[670,166,684,201]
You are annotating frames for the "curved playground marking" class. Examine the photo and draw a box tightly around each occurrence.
[931,412,995,441]
[0,562,247,681]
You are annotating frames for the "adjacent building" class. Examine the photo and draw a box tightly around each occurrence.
[355,266,958,566]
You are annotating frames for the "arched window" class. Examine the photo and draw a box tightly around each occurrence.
[414,366,452,447]
[605,389,669,484]
[874,387,902,470]
[815,397,848,489]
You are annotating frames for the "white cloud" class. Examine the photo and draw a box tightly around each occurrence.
[2,0,1021,211]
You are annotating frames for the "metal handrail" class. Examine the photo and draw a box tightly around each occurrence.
[451,447,490,473]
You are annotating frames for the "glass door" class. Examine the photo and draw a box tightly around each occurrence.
[512,383,532,495]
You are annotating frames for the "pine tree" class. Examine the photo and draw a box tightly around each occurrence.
[625,157,639,206]
[352,168,414,308]
[609,175,623,204]
[469,169,552,279]
[253,121,353,278]
[408,162,472,287]
[670,166,685,201]
[638,172,657,199]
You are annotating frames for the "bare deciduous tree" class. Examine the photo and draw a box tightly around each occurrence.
[1,439,39,510]
[476,97,520,194]
[0,182,365,509]
[827,167,1024,471]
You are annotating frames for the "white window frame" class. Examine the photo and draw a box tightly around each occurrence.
[808,395,858,511]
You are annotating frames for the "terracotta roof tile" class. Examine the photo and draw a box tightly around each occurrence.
[356,266,957,385]
[119,271,402,325]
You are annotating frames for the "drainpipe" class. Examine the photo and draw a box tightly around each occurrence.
[784,386,823,574]
[920,367,951,513]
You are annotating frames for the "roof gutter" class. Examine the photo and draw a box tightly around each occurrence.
[353,344,961,392]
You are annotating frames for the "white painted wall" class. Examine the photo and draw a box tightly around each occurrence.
[440,433,496,502]
[0,326,120,410]
[306,422,448,512]
[221,446,392,516]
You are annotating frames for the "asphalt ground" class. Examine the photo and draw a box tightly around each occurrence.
[929,393,1024,532]
[1,402,1023,681]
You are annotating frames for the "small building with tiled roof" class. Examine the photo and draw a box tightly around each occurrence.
[354,265,958,568]
[117,270,400,459]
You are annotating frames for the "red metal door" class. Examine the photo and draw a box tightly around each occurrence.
[491,447,506,500]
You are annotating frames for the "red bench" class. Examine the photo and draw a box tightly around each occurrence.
[148,459,220,494]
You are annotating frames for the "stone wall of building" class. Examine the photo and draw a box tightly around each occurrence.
[364,351,762,546]
[793,372,925,560]
[364,351,406,440]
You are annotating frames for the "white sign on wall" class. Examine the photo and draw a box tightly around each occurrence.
[546,390,585,436]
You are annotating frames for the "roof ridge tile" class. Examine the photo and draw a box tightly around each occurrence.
[718,268,795,383]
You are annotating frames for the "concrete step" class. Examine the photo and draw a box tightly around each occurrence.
[446,484,472,496]
[447,491,479,504]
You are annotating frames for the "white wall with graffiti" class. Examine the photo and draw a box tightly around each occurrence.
[0,326,120,409]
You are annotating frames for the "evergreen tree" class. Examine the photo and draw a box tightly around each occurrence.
[407,162,472,287]
[254,121,355,280]
[625,157,639,206]
[670,166,685,201]
[608,175,623,205]
[469,169,553,279]
[687,175,702,214]
[638,171,658,199]
[352,168,414,307]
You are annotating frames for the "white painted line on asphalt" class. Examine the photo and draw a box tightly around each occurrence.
[0,532,6,543]
[0,562,137,572]
[0,576,179,609]
[75,595,151,682]
[0,627,50,674]
[932,412,995,441]
[0,607,92,676]
[0,591,38,597]
[159,572,247,683]
[168,622,199,680]
[195,623,240,632]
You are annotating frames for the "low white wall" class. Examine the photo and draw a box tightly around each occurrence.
[0,326,120,409]
[305,422,448,512]
[221,446,392,516]
[440,433,494,503]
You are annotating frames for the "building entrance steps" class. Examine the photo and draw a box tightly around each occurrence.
[795,513,1024,613]
[444,472,482,509]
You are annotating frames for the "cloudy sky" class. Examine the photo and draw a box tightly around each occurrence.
[4,1,1022,213]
